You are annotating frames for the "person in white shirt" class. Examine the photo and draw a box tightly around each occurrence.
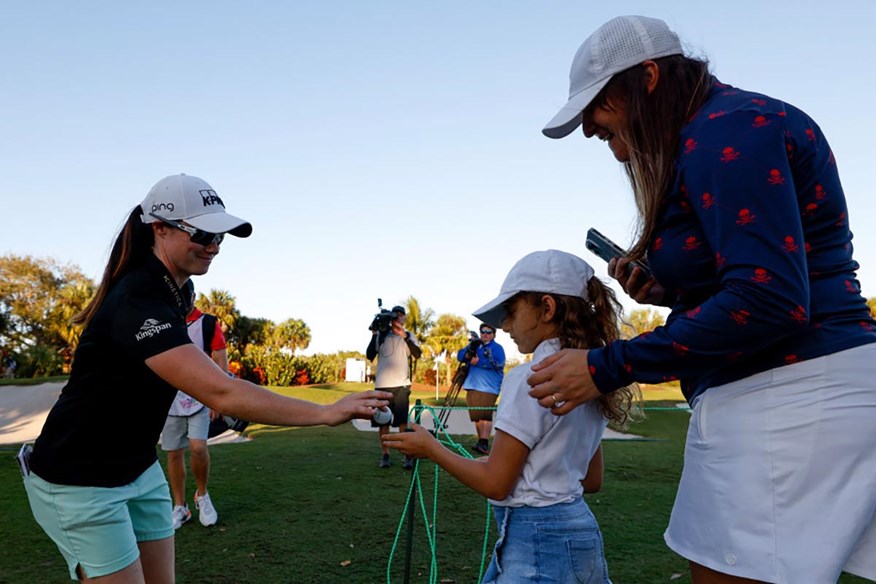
[383,250,639,583]
[160,281,227,529]
[366,305,422,469]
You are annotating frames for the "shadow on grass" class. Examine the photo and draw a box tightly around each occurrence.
[1,390,870,583]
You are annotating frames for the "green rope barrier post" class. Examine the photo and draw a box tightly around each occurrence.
[402,399,424,584]
[384,402,687,582]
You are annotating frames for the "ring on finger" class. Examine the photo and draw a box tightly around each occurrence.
[551,393,560,407]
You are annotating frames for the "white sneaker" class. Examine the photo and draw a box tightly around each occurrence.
[171,504,191,530]
[194,492,218,527]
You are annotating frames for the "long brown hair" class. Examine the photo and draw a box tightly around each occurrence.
[587,55,711,259]
[517,278,641,428]
[72,206,155,327]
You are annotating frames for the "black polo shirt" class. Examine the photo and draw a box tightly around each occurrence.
[30,255,193,487]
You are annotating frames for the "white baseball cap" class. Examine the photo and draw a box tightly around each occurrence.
[542,15,683,139]
[140,174,252,237]
[473,250,595,329]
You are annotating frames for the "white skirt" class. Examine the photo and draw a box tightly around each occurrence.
[664,343,876,583]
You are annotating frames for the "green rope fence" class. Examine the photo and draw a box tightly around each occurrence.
[383,400,689,583]
[385,400,493,584]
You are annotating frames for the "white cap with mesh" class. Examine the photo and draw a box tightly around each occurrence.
[542,15,683,139]
[472,250,595,329]
[140,174,252,237]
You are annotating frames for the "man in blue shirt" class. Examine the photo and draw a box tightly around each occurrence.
[457,325,505,454]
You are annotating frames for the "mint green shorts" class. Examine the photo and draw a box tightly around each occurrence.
[24,460,173,580]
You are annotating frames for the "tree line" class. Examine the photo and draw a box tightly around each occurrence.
[7,254,872,384]
[0,254,329,383]
[0,254,478,384]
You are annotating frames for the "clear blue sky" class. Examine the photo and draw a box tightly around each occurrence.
[2,1,874,359]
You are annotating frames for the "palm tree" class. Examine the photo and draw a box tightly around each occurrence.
[52,276,94,348]
[403,295,435,344]
[234,316,274,350]
[195,289,240,335]
[269,318,312,354]
[424,313,469,365]
[403,295,435,377]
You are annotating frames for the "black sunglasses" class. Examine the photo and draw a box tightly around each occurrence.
[480,329,494,334]
[150,213,224,247]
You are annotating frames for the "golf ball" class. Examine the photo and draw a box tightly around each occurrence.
[372,406,392,425]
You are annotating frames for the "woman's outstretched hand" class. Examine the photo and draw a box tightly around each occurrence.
[527,349,599,415]
[324,390,392,426]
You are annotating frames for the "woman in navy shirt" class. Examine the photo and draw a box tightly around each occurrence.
[530,16,876,584]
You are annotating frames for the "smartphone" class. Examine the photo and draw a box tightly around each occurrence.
[585,228,652,279]
[16,443,32,478]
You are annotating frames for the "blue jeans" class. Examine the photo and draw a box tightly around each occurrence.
[482,497,611,583]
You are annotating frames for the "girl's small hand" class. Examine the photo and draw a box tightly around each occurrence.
[381,423,436,458]
[527,348,599,415]
[609,257,665,305]
[324,390,392,426]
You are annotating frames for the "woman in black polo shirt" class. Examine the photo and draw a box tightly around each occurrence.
[24,174,390,583]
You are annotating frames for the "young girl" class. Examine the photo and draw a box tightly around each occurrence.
[383,249,638,584]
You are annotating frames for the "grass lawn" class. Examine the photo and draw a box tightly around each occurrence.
[0,383,868,583]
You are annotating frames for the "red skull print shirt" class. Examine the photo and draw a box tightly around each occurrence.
[587,79,876,403]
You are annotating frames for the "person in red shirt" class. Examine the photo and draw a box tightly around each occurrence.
[160,281,228,530]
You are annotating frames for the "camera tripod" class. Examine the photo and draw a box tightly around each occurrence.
[437,342,478,430]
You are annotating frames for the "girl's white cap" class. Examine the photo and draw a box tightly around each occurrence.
[473,250,595,329]
[542,15,683,139]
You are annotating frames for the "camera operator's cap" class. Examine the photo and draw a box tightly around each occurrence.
[472,249,595,329]
[140,174,253,237]
[542,15,683,139]
[391,306,406,315]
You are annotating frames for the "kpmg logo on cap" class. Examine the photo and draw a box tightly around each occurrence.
[199,190,225,208]
[135,318,172,341]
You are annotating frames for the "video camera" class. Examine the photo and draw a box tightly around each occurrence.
[459,330,482,362]
[368,298,402,333]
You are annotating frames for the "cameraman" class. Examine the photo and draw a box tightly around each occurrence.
[457,325,505,454]
[366,305,422,469]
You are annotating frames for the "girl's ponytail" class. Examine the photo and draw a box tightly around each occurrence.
[542,278,642,428]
